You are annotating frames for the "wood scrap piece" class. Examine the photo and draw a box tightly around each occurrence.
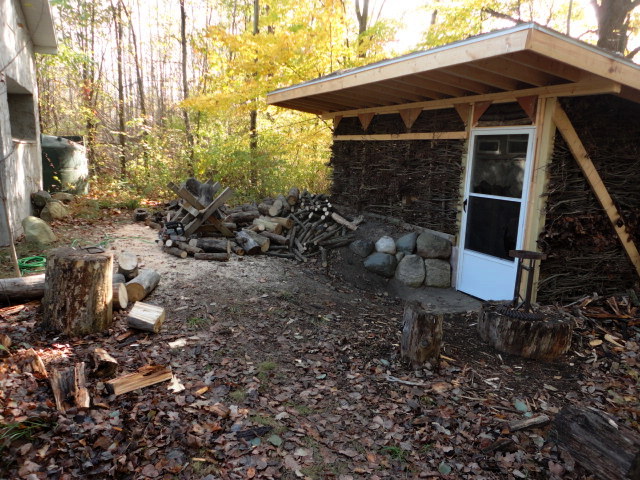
[194,252,230,261]
[268,198,284,217]
[0,273,45,305]
[252,218,283,234]
[261,231,287,245]
[117,252,139,280]
[112,282,128,310]
[21,348,47,378]
[50,362,90,411]
[127,301,165,333]
[242,230,270,252]
[509,414,550,432]
[330,212,358,231]
[235,230,261,255]
[189,238,230,253]
[163,246,188,258]
[173,241,203,255]
[0,333,11,350]
[266,216,294,230]
[126,269,160,302]
[550,405,640,480]
[105,365,172,396]
[91,347,119,378]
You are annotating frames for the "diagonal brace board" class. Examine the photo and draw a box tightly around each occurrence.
[552,104,640,278]
[184,187,234,235]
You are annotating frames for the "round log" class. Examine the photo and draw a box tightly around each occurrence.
[477,303,572,360]
[112,282,128,310]
[41,247,113,336]
[117,252,139,280]
[400,302,443,369]
[126,269,161,302]
[0,273,45,305]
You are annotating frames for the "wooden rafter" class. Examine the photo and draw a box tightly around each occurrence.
[365,83,434,102]
[392,75,467,97]
[419,71,493,95]
[438,65,520,91]
[504,51,586,83]
[380,79,449,100]
[472,57,558,87]
[552,104,640,278]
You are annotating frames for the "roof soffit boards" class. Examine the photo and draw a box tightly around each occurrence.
[266,24,640,116]
[19,0,57,54]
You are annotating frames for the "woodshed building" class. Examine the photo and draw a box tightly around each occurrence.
[267,23,640,303]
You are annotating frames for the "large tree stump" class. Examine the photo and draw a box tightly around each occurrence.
[477,303,572,360]
[550,406,640,480]
[401,302,443,369]
[42,247,113,336]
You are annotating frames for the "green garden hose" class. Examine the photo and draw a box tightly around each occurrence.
[18,256,47,275]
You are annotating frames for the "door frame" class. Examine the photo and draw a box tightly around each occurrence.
[456,125,537,299]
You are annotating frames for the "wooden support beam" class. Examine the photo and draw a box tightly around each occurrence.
[358,112,375,131]
[333,115,343,129]
[552,103,640,278]
[333,131,467,141]
[320,80,621,119]
[516,95,538,122]
[472,101,492,126]
[399,108,422,129]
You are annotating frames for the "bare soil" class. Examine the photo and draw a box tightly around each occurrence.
[1,211,638,479]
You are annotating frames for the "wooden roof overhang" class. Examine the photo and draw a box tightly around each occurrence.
[266,23,640,120]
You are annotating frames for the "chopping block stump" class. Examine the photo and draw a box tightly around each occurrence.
[42,247,113,336]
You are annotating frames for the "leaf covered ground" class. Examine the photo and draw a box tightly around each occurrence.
[1,213,639,479]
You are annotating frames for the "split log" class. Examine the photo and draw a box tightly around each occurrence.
[112,282,128,310]
[194,252,230,261]
[241,230,270,252]
[265,216,294,230]
[550,406,640,480]
[189,237,230,253]
[261,231,287,245]
[257,203,272,216]
[231,245,245,256]
[50,362,90,411]
[477,303,572,360]
[268,198,284,217]
[287,187,300,206]
[106,365,172,396]
[400,302,443,369]
[91,347,118,378]
[163,246,188,258]
[126,269,161,302]
[0,274,45,305]
[252,218,283,234]
[276,195,290,215]
[226,210,260,224]
[235,230,261,255]
[127,301,165,333]
[117,252,139,280]
[41,248,113,336]
[173,241,203,255]
[331,212,358,231]
[509,414,550,432]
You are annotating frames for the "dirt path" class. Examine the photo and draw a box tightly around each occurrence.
[1,215,638,479]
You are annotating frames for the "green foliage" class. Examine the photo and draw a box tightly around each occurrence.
[381,445,409,461]
[0,419,53,451]
[187,317,211,329]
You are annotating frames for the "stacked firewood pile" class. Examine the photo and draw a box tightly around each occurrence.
[157,182,363,264]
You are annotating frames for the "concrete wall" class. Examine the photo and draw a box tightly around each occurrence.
[0,0,43,246]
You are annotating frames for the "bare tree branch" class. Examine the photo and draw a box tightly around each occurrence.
[482,8,524,25]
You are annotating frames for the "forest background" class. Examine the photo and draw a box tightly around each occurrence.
[37,0,640,204]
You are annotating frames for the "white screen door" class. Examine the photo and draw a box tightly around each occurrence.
[457,127,535,300]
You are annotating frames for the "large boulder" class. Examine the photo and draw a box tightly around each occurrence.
[349,240,374,258]
[424,259,451,288]
[40,200,69,223]
[396,232,418,254]
[31,190,51,208]
[22,216,57,244]
[375,236,396,255]
[416,232,451,259]
[364,252,397,278]
[395,254,425,287]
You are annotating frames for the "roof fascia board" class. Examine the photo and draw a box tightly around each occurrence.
[19,0,58,53]
[527,27,640,91]
[266,26,532,105]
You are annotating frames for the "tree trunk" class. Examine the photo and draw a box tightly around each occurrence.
[179,0,195,173]
[400,302,443,369]
[41,248,113,336]
[550,405,640,480]
[112,0,127,179]
[0,274,45,305]
[477,303,572,360]
[593,0,637,53]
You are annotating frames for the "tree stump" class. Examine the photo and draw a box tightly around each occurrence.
[477,303,572,361]
[401,302,443,369]
[41,247,113,336]
[550,406,640,480]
